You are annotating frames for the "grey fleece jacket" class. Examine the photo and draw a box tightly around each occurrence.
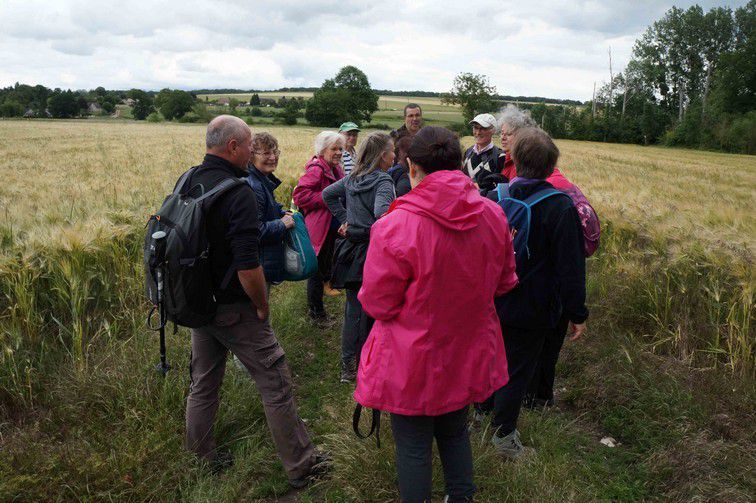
[322,170,396,230]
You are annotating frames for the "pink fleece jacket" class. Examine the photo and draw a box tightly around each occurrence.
[292,156,344,254]
[354,169,518,416]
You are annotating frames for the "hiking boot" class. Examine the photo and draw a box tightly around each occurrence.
[289,451,332,488]
[309,310,336,329]
[444,495,474,502]
[324,281,342,297]
[491,429,534,461]
[468,409,489,432]
[340,358,357,383]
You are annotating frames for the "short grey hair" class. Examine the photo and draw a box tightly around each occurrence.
[314,131,344,156]
[498,105,536,133]
[206,115,250,149]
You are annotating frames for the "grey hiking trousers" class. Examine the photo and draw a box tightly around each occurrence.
[185,302,315,480]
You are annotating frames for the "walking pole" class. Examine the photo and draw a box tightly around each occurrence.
[151,230,171,376]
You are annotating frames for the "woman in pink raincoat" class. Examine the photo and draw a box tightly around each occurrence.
[292,131,345,322]
[354,126,518,502]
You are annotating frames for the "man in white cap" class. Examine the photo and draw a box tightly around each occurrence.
[463,113,505,189]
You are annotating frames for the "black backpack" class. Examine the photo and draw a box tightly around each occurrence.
[144,167,245,328]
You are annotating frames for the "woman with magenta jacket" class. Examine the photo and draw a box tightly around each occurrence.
[292,131,345,323]
[353,127,518,502]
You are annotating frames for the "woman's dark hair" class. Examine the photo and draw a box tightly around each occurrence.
[406,126,462,173]
[394,135,413,168]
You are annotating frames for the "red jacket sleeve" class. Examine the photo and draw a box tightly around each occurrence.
[293,164,327,212]
[358,220,412,321]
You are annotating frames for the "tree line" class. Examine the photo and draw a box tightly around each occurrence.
[527,2,754,154]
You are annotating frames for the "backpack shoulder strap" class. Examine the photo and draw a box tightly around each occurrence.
[496,183,510,202]
[195,177,245,206]
[522,188,565,208]
[173,166,201,195]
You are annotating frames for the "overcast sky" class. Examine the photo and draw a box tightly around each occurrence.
[0,0,746,101]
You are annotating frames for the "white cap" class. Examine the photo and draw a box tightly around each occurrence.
[469,113,497,129]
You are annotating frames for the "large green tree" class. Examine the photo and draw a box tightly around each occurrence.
[442,73,498,123]
[127,89,154,120]
[47,90,80,118]
[155,89,195,121]
[305,66,379,127]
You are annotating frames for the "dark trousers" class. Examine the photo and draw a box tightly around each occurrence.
[186,303,315,480]
[491,325,548,436]
[527,315,570,402]
[341,287,374,365]
[307,228,337,316]
[390,407,475,503]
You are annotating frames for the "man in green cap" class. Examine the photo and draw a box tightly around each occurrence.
[338,122,360,175]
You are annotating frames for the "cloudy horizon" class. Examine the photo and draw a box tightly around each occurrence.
[0,0,746,101]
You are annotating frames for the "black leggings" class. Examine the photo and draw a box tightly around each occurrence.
[527,315,570,402]
[306,228,337,316]
[390,407,475,502]
[491,325,548,435]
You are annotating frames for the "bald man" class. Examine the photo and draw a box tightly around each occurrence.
[183,116,325,485]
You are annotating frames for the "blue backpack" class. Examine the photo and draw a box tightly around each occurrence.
[496,183,568,272]
[283,212,318,281]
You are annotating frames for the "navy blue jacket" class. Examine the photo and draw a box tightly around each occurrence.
[247,166,287,283]
[495,180,588,329]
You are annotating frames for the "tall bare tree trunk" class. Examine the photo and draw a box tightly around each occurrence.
[622,87,629,119]
[701,64,712,124]
[592,82,597,118]
[608,46,614,114]
[678,81,685,122]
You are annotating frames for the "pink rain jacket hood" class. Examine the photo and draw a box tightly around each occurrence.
[354,169,518,416]
[292,156,344,254]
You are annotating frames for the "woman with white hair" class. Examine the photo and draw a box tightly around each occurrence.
[499,104,537,180]
[293,131,345,323]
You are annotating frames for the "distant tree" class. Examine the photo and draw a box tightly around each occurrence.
[94,86,107,97]
[229,98,239,113]
[0,100,24,117]
[278,100,300,125]
[250,93,261,106]
[155,89,195,120]
[711,1,755,115]
[305,66,379,126]
[128,89,154,120]
[442,73,498,123]
[48,90,80,118]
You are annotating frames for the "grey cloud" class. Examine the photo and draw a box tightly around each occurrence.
[50,38,96,56]
[0,0,746,100]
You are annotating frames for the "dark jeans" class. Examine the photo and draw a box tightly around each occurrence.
[526,315,570,402]
[390,407,475,503]
[307,228,337,316]
[491,325,548,436]
[341,287,374,365]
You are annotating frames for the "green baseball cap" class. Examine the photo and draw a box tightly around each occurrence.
[338,122,360,132]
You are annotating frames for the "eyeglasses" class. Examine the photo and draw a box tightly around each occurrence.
[254,149,280,158]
